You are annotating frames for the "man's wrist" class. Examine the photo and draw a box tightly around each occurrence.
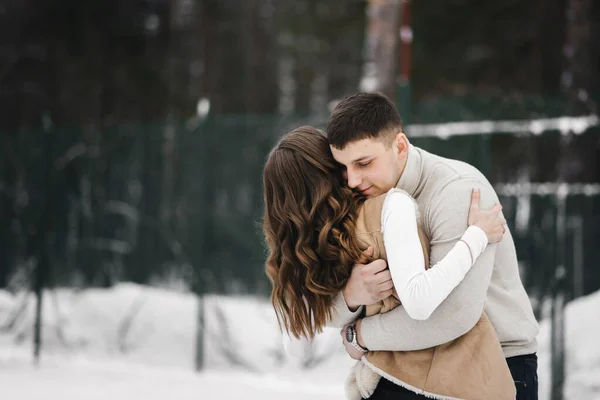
[342,287,360,312]
[355,319,367,349]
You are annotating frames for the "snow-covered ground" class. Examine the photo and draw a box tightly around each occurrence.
[1,351,346,400]
[1,284,599,399]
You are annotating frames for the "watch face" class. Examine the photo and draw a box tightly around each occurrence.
[345,325,354,343]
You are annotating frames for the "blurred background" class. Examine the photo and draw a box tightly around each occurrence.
[0,1,599,399]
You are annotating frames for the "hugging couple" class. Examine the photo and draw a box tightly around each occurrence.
[262,92,539,400]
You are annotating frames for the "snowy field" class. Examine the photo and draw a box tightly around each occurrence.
[1,352,347,400]
[1,284,599,400]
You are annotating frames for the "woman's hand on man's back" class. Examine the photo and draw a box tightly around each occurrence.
[467,188,507,244]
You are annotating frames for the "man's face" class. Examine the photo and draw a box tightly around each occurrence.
[330,134,407,198]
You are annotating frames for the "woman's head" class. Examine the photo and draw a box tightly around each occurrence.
[263,126,364,339]
[263,126,341,215]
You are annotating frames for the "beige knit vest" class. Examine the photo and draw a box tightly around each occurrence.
[351,192,515,400]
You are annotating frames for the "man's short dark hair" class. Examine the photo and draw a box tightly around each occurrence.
[326,92,403,149]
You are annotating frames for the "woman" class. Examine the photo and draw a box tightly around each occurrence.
[263,126,514,399]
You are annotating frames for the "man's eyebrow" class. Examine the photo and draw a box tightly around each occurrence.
[351,156,372,164]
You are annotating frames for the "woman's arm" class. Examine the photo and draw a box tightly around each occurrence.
[382,190,488,320]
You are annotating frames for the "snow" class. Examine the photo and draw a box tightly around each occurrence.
[537,290,600,400]
[1,283,599,399]
[0,353,345,400]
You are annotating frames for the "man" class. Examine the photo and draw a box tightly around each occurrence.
[326,92,539,399]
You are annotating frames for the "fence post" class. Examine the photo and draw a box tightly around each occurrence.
[34,114,53,365]
[550,185,568,400]
[569,216,584,299]
[479,134,493,178]
[194,109,212,372]
[550,267,567,400]
[195,295,205,371]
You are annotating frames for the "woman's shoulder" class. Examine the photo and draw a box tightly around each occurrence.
[379,189,421,223]
[364,188,414,211]
[357,189,416,231]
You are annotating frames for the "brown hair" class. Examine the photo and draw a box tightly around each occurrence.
[263,126,428,340]
[263,126,365,339]
[327,92,403,149]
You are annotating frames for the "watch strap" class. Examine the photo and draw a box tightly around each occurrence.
[348,321,368,353]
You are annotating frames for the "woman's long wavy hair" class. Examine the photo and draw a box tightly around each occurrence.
[263,126,429,340]
[263,126,364,339]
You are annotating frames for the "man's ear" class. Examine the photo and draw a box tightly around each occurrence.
[394,132,409,156]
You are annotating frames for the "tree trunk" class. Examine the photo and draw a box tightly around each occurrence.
[361,0,402,101]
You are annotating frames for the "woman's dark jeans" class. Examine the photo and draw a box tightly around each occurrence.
[367,353,538,400]
[507,353,539,400]
[368,378,428,399]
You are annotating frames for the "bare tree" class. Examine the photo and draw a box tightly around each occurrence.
[360,0,402,100]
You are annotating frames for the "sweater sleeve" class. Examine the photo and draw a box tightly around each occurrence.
[360,180,498,351]
[381,190,488,321]
[326,292,364,328]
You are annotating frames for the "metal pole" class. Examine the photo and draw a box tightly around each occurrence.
[194,112,212,371]
[34,115,53,365]
[195,295,205,370]
[550,184,568,400]
[569,216,584,298]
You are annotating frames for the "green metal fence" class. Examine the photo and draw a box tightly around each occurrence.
[2,113,599,397]
[1,115,599,309]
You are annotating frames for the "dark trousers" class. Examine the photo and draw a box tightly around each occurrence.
[368,378,428,399]
[507,353,538,400]
[367,353,539,400]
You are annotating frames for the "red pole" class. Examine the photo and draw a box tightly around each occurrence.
[398,0,412,82]
[397,0,412,125]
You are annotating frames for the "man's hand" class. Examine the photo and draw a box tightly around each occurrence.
[343,247,393,311]
[341,321,366,360]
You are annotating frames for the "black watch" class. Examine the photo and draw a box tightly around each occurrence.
[345,321,368,353]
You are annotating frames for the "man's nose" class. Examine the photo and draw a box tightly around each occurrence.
[347,169,361,189]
